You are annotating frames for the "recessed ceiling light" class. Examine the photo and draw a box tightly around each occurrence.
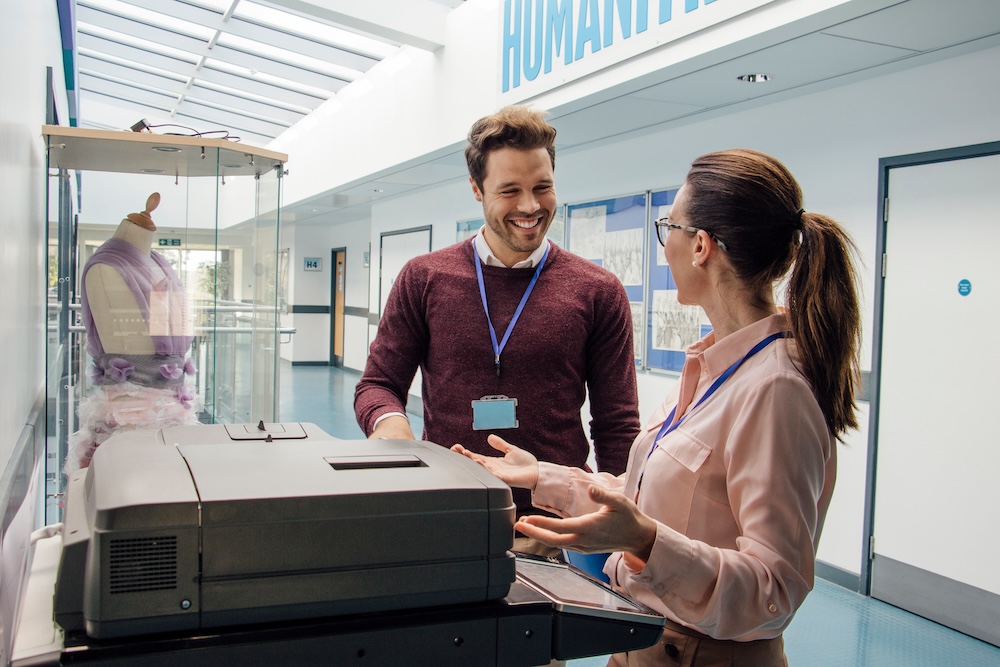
[141,168,165,173]
[152,146,181,152]
[737,73,772,83]
[372,188,384,193]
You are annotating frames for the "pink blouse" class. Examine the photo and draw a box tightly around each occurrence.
[532,313,836,641]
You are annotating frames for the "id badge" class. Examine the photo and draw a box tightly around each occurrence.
[472,395,518,430]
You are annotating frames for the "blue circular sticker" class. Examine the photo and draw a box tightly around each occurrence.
[958,279,971,296]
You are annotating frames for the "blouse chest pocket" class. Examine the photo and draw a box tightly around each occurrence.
[658,432,711,473]
[644,432,713,535]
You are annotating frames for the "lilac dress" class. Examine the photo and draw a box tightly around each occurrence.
[67,239,203,473]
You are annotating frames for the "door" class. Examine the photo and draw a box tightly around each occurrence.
[379,227,432,317]
[869,145,1000,646]
[330,248,346,367]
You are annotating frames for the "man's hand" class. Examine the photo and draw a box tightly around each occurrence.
[368,415,415,440]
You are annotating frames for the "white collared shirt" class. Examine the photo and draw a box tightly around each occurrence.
[473,227,550,268]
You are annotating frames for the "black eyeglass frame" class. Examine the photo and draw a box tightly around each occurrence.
[654,216,728,251]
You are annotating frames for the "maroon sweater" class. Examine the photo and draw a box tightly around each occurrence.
[355,241,640,515]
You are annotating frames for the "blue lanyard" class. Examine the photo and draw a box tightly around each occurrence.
[474,239,550,378]
[636,331,787,496]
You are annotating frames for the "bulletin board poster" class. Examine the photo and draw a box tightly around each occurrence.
[546,205,566,247]
[646,188,713,372]
[567,194,646,362]
[456,218,485,242]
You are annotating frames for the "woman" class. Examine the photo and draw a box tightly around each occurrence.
[452,148,861,666]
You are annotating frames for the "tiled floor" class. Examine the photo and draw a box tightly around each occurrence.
[278,362,1000,666]
[278,361,424,439]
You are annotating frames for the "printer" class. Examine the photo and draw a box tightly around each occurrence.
[53,423,516,639]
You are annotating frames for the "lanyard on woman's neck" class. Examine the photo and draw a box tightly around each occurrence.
[635,331,788,498]
[473,239,550,378]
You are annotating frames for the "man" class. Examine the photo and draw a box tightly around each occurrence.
[354,105,640,555]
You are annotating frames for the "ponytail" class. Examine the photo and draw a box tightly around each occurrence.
[787,212,861,437]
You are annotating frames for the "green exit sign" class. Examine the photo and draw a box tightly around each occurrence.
[158,238,181,246]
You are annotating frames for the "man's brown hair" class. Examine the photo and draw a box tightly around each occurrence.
[465,105,557,189]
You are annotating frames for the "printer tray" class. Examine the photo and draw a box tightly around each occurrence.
[51,557,663,667]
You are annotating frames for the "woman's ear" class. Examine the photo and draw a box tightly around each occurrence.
[692,230,718,266]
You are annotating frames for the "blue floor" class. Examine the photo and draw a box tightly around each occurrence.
[278,361,423,439]
[278,362,1000,666]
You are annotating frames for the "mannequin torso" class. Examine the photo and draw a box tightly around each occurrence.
[85,219,163,355]
[83,193,191,357]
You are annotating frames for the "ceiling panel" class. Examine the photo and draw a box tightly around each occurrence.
[629,32,917,108]
[78,55,187,91]
[79,74,179,108]
[72,0,427,145]
[172,101,291,138]
[378,162,469,187]
[193,66,327,107]
[225,17,381,71]
[823,0,1000,51]
[207,44,354,90]
[186,85,307,124]
[551,98,705,150]
[77,31,199,71]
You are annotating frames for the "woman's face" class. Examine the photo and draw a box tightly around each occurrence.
[663,183,700,306]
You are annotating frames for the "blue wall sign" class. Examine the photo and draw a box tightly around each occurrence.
[500,0,738,94]
[957,279,971,296]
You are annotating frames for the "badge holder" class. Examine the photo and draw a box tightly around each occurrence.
[472,395,518,430]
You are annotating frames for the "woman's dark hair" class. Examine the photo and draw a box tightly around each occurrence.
[465,105,557,189]
[685,148,861,437]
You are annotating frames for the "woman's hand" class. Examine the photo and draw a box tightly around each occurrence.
[451,434,539,490]
[515,485,657,561]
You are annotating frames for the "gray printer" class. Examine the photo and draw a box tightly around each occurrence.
[53,423,516,639]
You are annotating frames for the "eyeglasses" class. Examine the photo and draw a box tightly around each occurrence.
[654,216,728,251]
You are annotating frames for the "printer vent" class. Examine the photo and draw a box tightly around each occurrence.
[108,536,178,594]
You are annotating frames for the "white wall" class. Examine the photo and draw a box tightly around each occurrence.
[0,3,66,654]
[349,44,1000,578]
[269,0,502,205]
[0,0,63,481]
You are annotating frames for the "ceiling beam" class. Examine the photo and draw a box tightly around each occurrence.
[260,0,450,51]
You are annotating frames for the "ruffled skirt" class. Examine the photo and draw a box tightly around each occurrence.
[66,381,204,474]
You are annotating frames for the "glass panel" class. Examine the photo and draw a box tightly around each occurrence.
[43,128,284,523]
[253,166,281,422]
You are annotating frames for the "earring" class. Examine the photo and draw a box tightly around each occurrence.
[691,260,698,267]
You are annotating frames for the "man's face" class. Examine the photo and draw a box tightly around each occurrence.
[471,147,556,266]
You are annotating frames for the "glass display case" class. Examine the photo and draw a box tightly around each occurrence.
[43,126,287,523]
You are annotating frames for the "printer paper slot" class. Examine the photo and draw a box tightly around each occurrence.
[325,455,426,470]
